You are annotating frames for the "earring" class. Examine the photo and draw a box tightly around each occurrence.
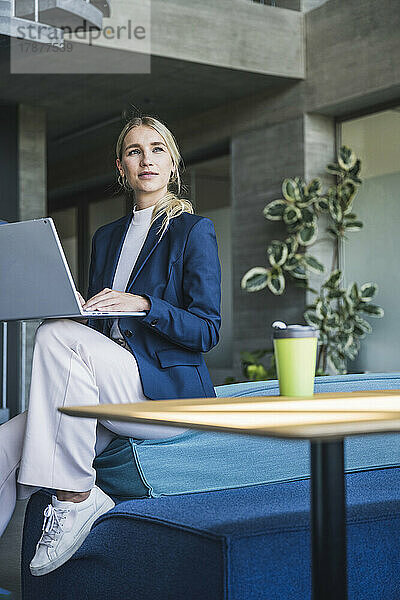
[118,173,128,188]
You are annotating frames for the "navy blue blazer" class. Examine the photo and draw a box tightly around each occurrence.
[86,211,222,401]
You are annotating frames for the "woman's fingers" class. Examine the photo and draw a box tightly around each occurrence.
[83,288,115,309]
[76,291,86,306]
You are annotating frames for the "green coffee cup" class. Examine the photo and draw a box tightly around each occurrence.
[272,323,318,397]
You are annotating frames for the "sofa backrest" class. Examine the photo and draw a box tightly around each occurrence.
[215,372,400,398]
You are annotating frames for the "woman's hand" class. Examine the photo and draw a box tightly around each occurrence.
[83,288,151,312]
[71,291,89,324]
[77,291,86,307]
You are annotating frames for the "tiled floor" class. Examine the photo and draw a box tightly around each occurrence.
[0,499,29,600]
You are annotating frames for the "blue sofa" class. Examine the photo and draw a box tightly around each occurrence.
[21,374,400,599]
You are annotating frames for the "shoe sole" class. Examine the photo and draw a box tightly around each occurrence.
[30,495,115,576]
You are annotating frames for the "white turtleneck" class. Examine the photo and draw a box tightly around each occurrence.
[108,204,189,439]
[110,204,154,340]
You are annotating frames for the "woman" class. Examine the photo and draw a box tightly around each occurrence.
[0,115,221,576]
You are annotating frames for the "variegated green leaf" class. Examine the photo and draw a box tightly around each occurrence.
[304,310,321,328]
[348,282,359,304]
[344,333,354,350]
[344,336,359,360]
[286,222,301,234]
[359,282,378,302]
[290,262,307,279]
[354,315,372,334]
[347,159,362,184]
[360,303,384,318]
[353,323,367,338]
[294,177,307,203]
[316,299,328,319]
[326,163,342,176]
[308,178,322,197]
[328,351,347,374]
[338,180,357,212]
[303,255,324,273]
[323,269,342,289]
[328,197,343,222]
[283,255,300,271]
[285,236,298,258]
[325,313,339,330]
[342,318,354,334]
[327,226,340,238]
[241,267,269,292]
[282,178,299,203]
[345,221,363,231]
[297,223,317,246]
[343,293,355,316]
[267,240,288,268]
[338,332,351,348]
[338,145,357,170]
[300,207,315,223]
[283,205,301,225]
[263,200,286,221]
[315,197,329,212]
[267,267,285,295]
[327,288,344,299]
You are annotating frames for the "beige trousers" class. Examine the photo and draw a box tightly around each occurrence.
[0,318,186,538]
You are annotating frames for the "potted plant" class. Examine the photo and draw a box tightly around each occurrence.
[238,146,384,380]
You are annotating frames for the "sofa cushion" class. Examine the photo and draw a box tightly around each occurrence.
[93,373,400,500]
[22,467,400,600]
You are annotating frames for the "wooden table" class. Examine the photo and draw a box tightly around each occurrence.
[60,390,400,600]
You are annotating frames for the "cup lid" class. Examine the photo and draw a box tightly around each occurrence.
[272,322,318,339]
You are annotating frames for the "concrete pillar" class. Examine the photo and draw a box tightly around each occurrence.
[304,113,336,302]
[231,113,334,377]
[0,105,47,417]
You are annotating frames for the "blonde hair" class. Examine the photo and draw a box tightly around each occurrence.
[116,115,194,239]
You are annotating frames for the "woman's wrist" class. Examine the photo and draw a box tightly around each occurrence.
[139,295,151,311]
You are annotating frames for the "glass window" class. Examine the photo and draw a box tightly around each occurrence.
[341,108,400,372]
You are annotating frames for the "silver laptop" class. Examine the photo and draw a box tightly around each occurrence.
[0,218,146,321]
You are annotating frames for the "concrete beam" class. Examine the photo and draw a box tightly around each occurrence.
[306,0,400,116]
[16,0,104,29]
[150,0,304,78]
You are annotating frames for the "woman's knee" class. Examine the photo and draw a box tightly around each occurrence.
[35,318,80,344]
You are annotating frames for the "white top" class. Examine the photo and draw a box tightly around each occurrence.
[109,204,188,438]
[110,204,155,340]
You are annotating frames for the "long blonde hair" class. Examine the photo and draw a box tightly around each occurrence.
[116,115,194,239]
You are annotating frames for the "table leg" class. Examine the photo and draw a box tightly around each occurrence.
[310,438,347,600]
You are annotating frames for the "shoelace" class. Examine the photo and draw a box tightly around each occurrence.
[38,504,71,548]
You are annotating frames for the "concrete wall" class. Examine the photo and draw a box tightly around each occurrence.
[306,0,400,115]
[150,0,305,78]
[172,0,400,154]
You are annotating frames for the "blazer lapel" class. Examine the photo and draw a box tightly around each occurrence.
[125,216,169,292]
[103,213,133,290]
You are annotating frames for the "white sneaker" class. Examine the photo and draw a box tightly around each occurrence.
[29,485,115,576]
